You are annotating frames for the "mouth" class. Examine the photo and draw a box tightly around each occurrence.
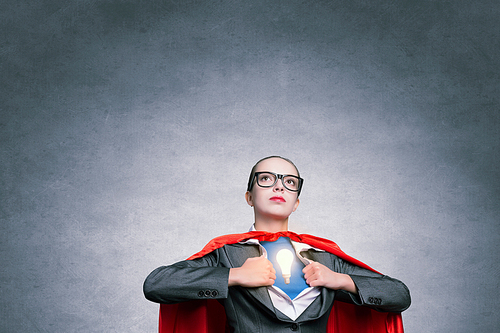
[269,196,286,203]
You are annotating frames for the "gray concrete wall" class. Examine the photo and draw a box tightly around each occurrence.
[1,1,499,332]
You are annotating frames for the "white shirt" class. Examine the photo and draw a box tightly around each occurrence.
[240,226,323,320]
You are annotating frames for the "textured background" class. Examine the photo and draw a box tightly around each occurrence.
[1,0,499,332]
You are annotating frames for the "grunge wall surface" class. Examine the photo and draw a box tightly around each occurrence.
[1,1,499,332]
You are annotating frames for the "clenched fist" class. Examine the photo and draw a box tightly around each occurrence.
[229,256,276,287]
[302,261,358,294]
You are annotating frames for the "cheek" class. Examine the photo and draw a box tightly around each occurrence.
[251,193,266,207]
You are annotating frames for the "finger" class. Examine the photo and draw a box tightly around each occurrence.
[308,280,320,287]
[305,276,315,286]
[303,264,316,275]
[307,266,320,278]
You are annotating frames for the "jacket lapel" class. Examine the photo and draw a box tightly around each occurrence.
[299,250,336,321]
[222,243,277,315]
[222,243,336,322]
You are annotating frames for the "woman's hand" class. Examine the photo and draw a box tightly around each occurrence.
[228,256,276,287]
[302,261,358,294]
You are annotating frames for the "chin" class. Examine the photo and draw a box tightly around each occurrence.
[262,211,293,221]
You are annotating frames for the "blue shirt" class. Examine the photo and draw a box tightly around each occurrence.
[260,237,309,300]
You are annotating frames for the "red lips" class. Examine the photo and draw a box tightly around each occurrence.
[269,196,286,202]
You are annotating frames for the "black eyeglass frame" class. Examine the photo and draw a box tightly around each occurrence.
[248,171,304,194]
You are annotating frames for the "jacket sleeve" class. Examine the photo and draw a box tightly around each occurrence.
[143,249,230,304]
[305,250,411,313]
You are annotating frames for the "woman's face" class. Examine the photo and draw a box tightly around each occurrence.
[245,157,300,221]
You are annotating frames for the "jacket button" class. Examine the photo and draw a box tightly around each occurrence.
[211,290,219,297]
[198,291,204,297]
[290,323,298,331]
[204,290,212,297]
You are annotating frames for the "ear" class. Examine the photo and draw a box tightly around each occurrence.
[245,191,254,207]
[292,198,300,212]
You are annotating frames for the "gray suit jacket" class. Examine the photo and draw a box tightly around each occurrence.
[144,242,410,333]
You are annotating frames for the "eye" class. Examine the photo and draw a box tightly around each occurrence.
[283,176,299,190]
[259,174,274,183]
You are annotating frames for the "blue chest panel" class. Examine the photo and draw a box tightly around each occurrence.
[260,237,309,299]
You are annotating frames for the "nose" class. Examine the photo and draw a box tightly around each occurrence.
[273,178,284,192]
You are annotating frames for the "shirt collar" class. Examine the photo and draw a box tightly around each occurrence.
[241,224,324,254]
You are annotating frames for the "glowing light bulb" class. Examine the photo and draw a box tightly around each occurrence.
[276,249,294,284]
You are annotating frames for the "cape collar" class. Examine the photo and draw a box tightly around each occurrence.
[187,230,380,274]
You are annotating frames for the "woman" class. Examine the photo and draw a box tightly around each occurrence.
[144,156,411,333]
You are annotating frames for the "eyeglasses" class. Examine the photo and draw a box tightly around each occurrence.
[251,172,303,192]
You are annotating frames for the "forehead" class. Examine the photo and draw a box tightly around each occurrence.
[255,158,298,176]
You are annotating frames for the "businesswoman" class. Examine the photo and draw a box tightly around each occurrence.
[144,156,411,333]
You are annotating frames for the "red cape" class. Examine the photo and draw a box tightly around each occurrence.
[158,231,404,333]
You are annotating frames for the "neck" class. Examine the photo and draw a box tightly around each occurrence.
[254,217,289,233]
